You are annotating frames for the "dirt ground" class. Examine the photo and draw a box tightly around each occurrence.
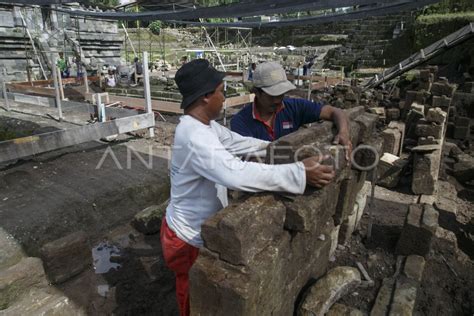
[330,178,474,315]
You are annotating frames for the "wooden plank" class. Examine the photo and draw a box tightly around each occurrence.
[7,83,56,97]
[226,93,254,107]
[12,76,100,86]
[104,93,254,114]
[0,113,154,163]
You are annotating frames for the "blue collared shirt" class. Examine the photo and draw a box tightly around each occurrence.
[230,98,325,141]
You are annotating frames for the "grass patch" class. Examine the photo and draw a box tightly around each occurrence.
[415,12,474,48]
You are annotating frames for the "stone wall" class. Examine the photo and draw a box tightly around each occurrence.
[189,108,380,315]
[0,3,122,82]
[252,12,416,68]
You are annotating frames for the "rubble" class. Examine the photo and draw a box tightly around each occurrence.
[131,201,168,235]
[298,266,361,316]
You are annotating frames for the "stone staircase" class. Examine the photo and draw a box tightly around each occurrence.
[0,228,85,315]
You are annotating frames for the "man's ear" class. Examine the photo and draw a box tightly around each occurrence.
[199,94,209,105]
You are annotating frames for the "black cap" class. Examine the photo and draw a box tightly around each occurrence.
[175,59,225,109]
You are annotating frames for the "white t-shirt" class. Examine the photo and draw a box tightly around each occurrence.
[166,115,306,247]
[106,75,116,87]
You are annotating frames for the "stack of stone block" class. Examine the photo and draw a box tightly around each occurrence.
[189,108,380,315]
[411,106,447,195]
[371,255,427,316]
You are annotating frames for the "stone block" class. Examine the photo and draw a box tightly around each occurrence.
[431,81,456,97]
[388,277,418,316]
[338,182,369,245]
[0,257,47,309]
[418,81,432,91]
[446,122,455,138]
[1,288,86,315]
[267,122,334,164]
[415,122,443,139]
[40,231,91,284]
[131,200,167,235]
[190,249,259,316]
[419,69,431,81]
[418,136,439,145]
[403,255,425,282]
[395,204,439,256]
[201,194,286,265]
[405,91,425,107]
[284,182,341,233]
[345,106,365,120]
[381,128,401,155]
[410,102,425,113]
[426,107,447,124]
[455,116,470,127]
[386,108,400,122]
[405,110,424,140]
[355,113,379,143]
[333,170,366,226]
[388,121,406,155]
[431,95,452,108]
[0,228,25,270]
[329,225,341,258]
[298,266,361,316]
[327,303,363,316]
[412,149,441,195]
[451,153,474,184]
[368,107,386,121]
[453,126,469,139]
[0,11,14,28]
[377,153,408,188]
[370,278,395,316]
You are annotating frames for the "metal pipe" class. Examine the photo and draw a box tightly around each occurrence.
[2,68,10,111]
[142,51,155,138]
[51,55,63,121]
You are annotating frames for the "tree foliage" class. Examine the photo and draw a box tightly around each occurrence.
[83,0,119,8]
[149,20,162,34]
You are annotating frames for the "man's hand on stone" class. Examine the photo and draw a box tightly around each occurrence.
[302,155,335,188]
[332,132,352,165]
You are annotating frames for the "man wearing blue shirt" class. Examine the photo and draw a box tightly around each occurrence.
[231,61,352,160]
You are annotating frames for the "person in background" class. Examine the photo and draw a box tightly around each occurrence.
[105,69,116,88]
[248,62,257,81]
[161,59,336,316]
[57,52,68,78]
[231,61,352,161]
[75,56,85,85]
[131,56,143,85]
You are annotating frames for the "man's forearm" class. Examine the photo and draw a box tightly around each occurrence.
[332,108,349,135]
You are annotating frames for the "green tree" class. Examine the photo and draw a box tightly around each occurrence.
[84,0,120,8]
[149,20,162,35]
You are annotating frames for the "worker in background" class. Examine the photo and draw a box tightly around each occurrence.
[105,69,116,88]
[131,56,143,85]
[75,56,85,85]
[248,62,257,80]
[161,59,336,316]
[231,61,352,161]
[56,52,68,78]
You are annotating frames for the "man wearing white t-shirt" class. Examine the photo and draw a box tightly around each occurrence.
[160,59,336,316]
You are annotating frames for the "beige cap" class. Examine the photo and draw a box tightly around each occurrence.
[253,61,296,96]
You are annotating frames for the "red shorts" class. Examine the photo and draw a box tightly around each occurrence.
[160,218,199,316]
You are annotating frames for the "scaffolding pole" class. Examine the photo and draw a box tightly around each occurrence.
[142,51,156,137]
[19,9,47,80]
[51,55,63,121]
[1,68,10,111]
[122,22,137,58]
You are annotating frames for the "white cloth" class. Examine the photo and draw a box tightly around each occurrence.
[165,115,306,247]
[106,75,116,87]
